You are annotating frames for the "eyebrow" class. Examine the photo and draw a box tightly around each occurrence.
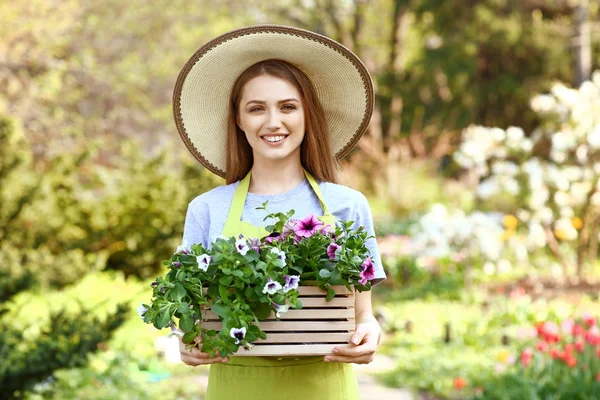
[245,98,300,106]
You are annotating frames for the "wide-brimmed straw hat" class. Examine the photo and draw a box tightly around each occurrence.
[173,24,374,178]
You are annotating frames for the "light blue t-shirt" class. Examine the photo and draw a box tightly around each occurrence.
[182,178,386,285]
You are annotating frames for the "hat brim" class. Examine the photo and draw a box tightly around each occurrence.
[173,24,374,178]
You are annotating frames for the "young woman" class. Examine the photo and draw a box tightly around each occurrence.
[173,25,386,400]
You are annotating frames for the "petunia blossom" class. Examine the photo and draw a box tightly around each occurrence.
[294,214,324,238]
[327,243,341,260]
[283,275,300,293]
[196,254,212,271]
[235,237,250,255]
[137,304,148,320]
[274,303,289,318]
[230,327,247,344]
[359,257,376,285]
[176,240,191,254]
[263,278,282,295]
[171,261,182,268]
[265,232,283,244]
[248,237,261,252]
[283,220,297,237]
[270,247,287,266]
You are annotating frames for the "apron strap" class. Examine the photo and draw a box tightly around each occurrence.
[221,171,251,235]
[222,169,332,235]
[303,170,332,217]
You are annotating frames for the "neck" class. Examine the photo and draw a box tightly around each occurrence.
[249,160,305,195]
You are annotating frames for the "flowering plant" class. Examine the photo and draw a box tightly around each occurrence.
[476,313,600,399]
[139,204,374,357]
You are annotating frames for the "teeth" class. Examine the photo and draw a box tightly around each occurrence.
[264,136,285,142]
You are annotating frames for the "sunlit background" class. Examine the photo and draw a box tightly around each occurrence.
[2,0,600,399]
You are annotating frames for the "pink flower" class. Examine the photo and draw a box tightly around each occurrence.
[585,326,600,346]
[265,233,283,244]
[520,348,533,367]
[561,319,574,335]
[327,243,341,260]
[282,220,297,237]
[359,257,376,285]
[294,214,324,238]
[321,224,332,235]
[583,312,596,327]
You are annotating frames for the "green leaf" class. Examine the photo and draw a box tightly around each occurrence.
[179,314,194,332]
[219,275,233,286]
[211,303,232,319]
[170,283,186,301]
[319,269,332,278]
[178,302,190,314]
[219,285,231,304]
[231,269,244,277]
[182,331,196,344]
[157,311,171,329]
[325,287,336,302]
[252,303,272,320]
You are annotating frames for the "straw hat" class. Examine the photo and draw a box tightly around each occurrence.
[173,24,374,178]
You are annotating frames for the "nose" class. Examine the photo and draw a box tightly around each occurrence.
[266,110,281,131]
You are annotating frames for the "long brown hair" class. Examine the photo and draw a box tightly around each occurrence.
[226,59,338,184]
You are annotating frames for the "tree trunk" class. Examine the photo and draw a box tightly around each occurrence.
[574,0,591,86]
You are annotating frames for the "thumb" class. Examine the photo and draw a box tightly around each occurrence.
[350,325,367,346]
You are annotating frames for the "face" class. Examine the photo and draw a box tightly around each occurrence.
[236,75,305,165]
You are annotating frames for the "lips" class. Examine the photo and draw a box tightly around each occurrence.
[260,134,289,144]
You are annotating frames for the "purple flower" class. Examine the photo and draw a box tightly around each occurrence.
[270,248,286,266]
[230,327,247,344]
[235,237,249,255]
[283,220,297,237]
[150,281,158,287]
[262,278,282,295]
[248,237,261,252]
[321,224,333,235]
[283,275,300,293]
[327,243,341,260]
[196,254,211,271]
[359,257,376,285]
[176,240,191,255]
[265,232,282,244]
[294,214,324,238]
[172,261,182,268]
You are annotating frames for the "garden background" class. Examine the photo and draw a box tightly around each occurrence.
[2,0,600,399]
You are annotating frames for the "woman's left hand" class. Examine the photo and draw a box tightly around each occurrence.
[324,317,381,364]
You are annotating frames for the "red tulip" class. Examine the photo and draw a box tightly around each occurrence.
[453,377,467,389]
[520,348,534,366]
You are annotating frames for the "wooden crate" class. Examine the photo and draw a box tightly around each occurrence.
[201,285,355,356]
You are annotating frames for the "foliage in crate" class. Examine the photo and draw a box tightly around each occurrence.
[140,205,375,357]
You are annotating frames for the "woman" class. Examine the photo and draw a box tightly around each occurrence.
[173,25,386,400]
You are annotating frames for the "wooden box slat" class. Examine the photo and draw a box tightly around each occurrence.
[297,297,353,307]
[255,332,352,343]
[233,344,344,356]
[203,308,354,321]
[200,320,355,331]
[200,285,355,356]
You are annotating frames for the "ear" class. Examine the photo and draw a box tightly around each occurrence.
[236,115,244,132]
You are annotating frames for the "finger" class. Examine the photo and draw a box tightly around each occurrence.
[181,354,229,366]
[350,326,368,346]
[324,353,374,364]
[331,344,375,358]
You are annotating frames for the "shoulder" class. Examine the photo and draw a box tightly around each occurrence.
[187,182,238,216]
[318,182,371,216]
[319,181,369,206]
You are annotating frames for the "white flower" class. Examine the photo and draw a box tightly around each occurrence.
[274,303,289,318]
[137,304,148,320]
[235,238,249,255]
[230,327,246,344]
[262,279,282,295]
[270,247,287,266]
[282,275,300,293]
[483,262,495,275]
[196,254,211,271]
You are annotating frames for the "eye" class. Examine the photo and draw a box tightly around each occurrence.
[282,104,297,110]
[249,106,263,112]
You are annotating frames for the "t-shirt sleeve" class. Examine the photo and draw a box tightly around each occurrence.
[352,193,387,286]
[182,203,209,249]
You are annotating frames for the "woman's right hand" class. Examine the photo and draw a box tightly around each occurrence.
[179,336,229,365]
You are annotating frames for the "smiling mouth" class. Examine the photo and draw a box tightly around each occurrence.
[261,135,289,143]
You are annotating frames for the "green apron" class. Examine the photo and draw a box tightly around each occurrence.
[205,170,360,400]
